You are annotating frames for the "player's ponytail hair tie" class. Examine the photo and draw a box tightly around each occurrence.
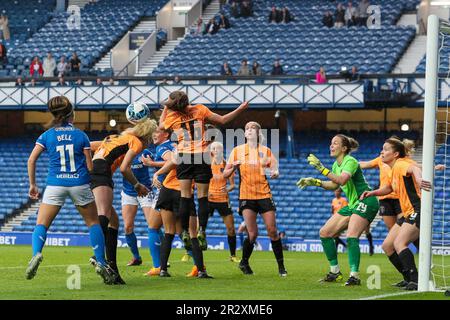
[335,134,359,154]
[46,96,74,128]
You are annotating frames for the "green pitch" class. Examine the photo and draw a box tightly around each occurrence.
[0,245,447,300]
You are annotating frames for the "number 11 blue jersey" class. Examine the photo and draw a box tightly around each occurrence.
[36,123,91,187]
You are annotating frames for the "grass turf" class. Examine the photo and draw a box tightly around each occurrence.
[0,245,447,300]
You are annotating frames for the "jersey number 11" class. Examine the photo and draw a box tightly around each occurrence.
[56,144,75,172]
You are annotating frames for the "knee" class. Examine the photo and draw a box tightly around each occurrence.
[267,227,278,240]
[247,231,258,242]
[382,240,394,255]
[393,239,406,253]
[124,224,134,234]
[226,226,236,236]
[319,227,333,238]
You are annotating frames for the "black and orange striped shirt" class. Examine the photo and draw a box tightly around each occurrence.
[209,161,234,203]
[227,144,273,200]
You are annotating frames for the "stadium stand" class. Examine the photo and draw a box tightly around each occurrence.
[152,0,420,76]
[2,0,169,77]
[7,129,445,243]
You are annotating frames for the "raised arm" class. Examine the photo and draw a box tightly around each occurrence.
[206,101,249,126]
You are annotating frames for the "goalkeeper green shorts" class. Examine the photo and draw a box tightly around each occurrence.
[337,196,379,223]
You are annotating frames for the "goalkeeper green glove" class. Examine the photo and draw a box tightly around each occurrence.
[296,177,322,189]
[307,154,330,176]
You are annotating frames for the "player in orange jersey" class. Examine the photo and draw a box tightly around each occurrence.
[223,121,286,277]
[89,118,157,284]
[208,141,240,262]
[361,138,432,291]
[159,90,248,278]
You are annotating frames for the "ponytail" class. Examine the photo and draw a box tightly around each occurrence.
[335,134,359,154]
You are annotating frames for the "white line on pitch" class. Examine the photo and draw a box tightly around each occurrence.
[358,291,422,300]
[0,264,90,270]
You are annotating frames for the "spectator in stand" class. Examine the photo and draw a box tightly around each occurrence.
[0,14,10,41]
[0,42,7,66]
[271,59,284,75]
[173,75,183,85]
[349,66,360,82]
[315,66,327,84]
[95,77,103,86]
[43,52,56,77]
[74,78,84,86]
[240,1,252,18]
[205,18,219,35]
[322,11,334,28]
[160,78,169,85]
[230,1,239,18]
[237,59,251,76]
[345,1,357,27]
[56,76,67,87]
[107,78,115,86]
[30,57,44,78]
[220,62,233,76]
[269,6,280,23]
[280,7,292,23]
[15,77,24,87]
[195,17,206,36]
[334,3,345,28]
[358,0,370,26]
[70,52,81,77]
[57,56,69,77]
[28,78,37,87]
[252,61,262,76]
[219,14,230,30]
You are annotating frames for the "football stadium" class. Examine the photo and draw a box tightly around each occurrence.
[0,0,449,302]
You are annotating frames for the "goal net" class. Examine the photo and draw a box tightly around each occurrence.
[419,16,450,292]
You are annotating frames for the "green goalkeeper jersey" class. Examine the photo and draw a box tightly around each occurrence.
[331,154,371,209]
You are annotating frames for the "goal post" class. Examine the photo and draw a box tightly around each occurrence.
[418,14,439,292]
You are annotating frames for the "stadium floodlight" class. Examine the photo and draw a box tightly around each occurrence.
[274,110,281,119]
[109,119,117,127]
[400,123,410,132]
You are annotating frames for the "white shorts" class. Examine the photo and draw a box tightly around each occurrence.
[42,184,95,207]
[121,190,159,209]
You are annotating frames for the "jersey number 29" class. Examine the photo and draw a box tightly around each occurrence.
[56,144,75,172]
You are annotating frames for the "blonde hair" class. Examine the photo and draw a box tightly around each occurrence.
[125,118,158,144]
[246,121,265,144]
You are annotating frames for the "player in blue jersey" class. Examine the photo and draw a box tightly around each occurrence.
[26,96,116,284]
[140,127,176,276]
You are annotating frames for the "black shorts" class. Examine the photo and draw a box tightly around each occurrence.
[396,212,421,228]
[90,159,114,190]
[238,198,276,215]
[155,186,196,217]
[209,201,233,217]
[176,152,212,183]
[379,198,402,217]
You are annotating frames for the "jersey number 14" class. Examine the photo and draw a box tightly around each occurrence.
[56,144,76,172]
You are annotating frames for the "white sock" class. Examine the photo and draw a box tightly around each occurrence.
[330,265,340,274]
[350,271,360,278]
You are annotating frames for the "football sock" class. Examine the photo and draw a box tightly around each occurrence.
[106,227,118,270]
[148,228,161,268]
[347,237,360,273]
[271,238,285,269]
[191,238,205,271]
[197,197,209,230]
[32,224,47,256]
[399,248,418,283]
[238,232,244,248]
[228,235,237,256]
[125,232,140,260]
[160,233,174,271]
[321,237,339,268]
[242,238,255,264]
[388,252,409,282]
[89,224,106,265]
[367,232,374,250]
[179,197,192,231]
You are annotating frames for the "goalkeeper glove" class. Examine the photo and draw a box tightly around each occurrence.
[296,177,322,189]
[307,154,330,176]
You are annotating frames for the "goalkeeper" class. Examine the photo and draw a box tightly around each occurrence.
[296,134,379,286]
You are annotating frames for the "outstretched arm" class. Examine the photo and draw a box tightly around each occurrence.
[206,101,249,125]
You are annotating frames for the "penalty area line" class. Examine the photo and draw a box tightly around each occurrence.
[357,291,422,300]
